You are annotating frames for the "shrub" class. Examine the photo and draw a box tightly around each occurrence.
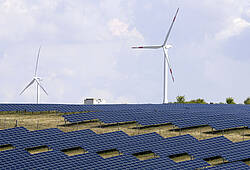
[176,96,185,103]
[244,97,250,105]
[226,97,236,104]
[187,98,207,104]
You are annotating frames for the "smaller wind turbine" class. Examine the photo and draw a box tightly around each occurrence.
[132,8,179,104]
[20,46,48,104]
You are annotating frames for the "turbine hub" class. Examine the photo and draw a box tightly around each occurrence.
[34,77,42,81]
[164,44,173,49]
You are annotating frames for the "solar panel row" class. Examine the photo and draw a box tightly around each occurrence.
[1,103,249,113]
[0,103,62,112]
[1,103,248,130]
[204,161,250,170]
[62,105,250,130]
[0,127,249,169]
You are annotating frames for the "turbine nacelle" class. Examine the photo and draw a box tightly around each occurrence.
[163,44,173,49]
[34,77,42,81]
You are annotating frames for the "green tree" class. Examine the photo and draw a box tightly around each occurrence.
[244,97,250,105]
[176,96,185,103]
[226,97,236,104]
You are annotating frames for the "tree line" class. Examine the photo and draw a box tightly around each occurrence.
[175,96,250,105]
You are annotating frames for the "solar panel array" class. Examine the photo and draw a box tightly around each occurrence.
[0,127,249,169]
[204,161,250,170]
[61,104,250,130]
[0,103,62,112]
[0,103,249,130]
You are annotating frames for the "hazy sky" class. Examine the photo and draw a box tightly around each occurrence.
[0,0,249,104]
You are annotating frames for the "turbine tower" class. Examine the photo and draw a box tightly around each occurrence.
[132,8,179,103]
[20,46,48,104]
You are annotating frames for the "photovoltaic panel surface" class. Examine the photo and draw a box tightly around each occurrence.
[0,127,249,169]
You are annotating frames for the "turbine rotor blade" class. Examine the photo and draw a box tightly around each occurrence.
[163,48,175,82]
[36,79,48,95]
[163,8,179,46]
[34,46,41,77]
[20,79,35,95]
[132,45,162,49]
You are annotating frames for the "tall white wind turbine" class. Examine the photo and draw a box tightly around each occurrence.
[20,46,48,104]
[132,8,179,104]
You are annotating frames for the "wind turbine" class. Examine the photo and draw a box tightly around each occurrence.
[132,8,179,104]
[20,46,48,104]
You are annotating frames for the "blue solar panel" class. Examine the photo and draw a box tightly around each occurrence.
[0,127,249,169]
[61,104,250,130]
[0,103,249,130]
[0,103,250,169]
[204,161,250,170]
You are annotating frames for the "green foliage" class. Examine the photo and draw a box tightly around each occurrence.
[175,96,207,104]
[226,97,236,104]
[176,96,185,103]
[174,96,245,105]
[187,98,207,104]
[244,97,250,105]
